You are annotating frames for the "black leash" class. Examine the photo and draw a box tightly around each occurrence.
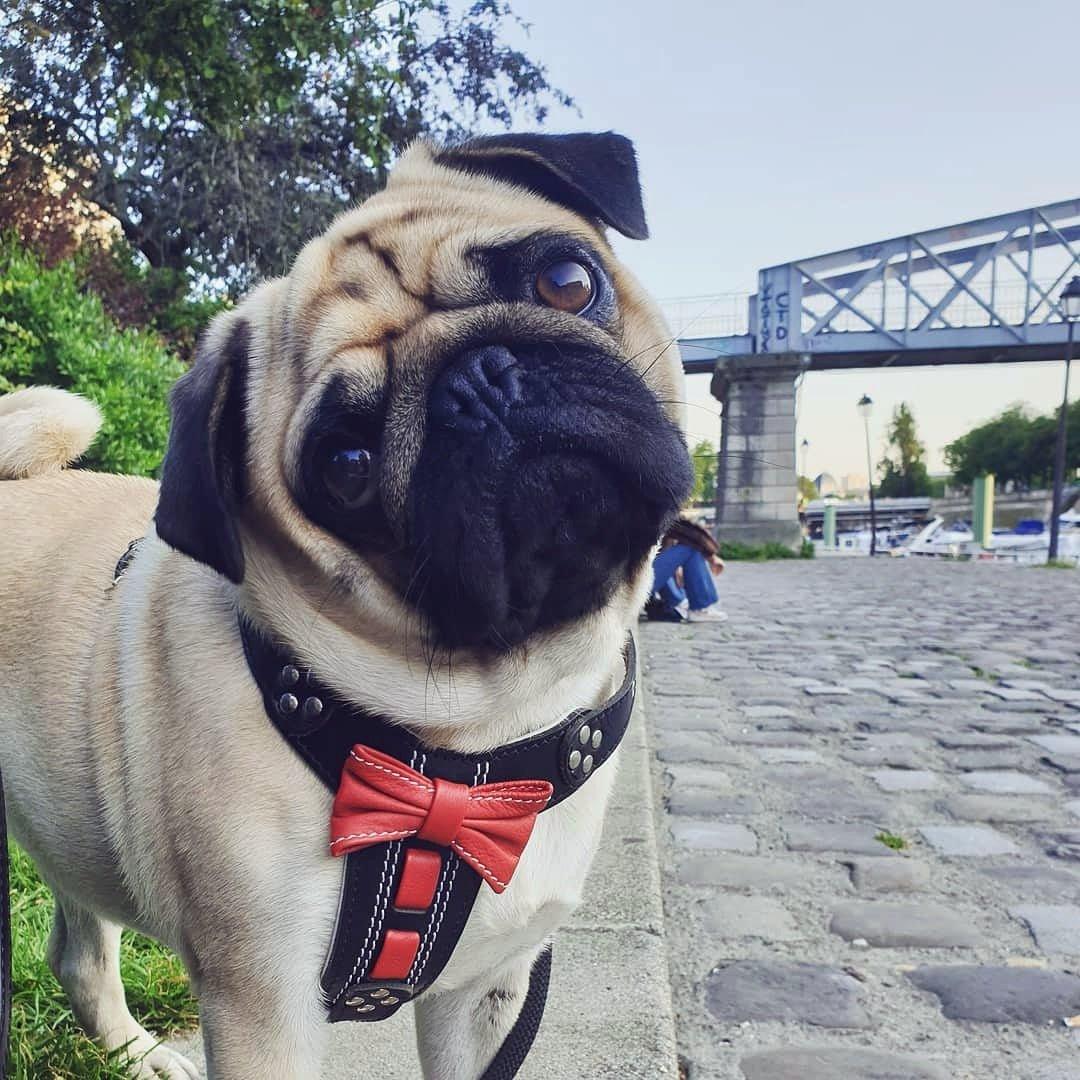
[1,767,10,1079]
[479,945,552,1080]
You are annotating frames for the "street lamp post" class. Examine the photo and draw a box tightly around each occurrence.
[857,394,877,556]
[800,438,810,482]
[1048,276,1080,562]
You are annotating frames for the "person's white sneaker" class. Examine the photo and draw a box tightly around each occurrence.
[688,604,728,622]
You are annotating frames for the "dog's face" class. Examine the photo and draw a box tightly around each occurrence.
[156,132,692,657]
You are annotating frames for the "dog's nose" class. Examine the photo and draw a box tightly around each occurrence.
[429,346,522,432]
[411,340,692,651]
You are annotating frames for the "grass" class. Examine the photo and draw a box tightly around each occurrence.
[718,539,815,561]
[874,830,908,851]
[7,841,199,1079]
[1039,559,1077,570]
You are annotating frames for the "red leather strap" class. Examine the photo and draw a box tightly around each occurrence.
[394,849,442,911]
[369,930,421,981]
[417,779,470,846]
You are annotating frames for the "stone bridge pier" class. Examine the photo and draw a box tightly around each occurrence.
[710,353,809,548]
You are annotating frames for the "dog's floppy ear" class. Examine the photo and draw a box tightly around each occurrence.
[436,131,649,240]
[154,315,250,583]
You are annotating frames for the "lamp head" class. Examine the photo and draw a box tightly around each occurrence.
[857,393,873,421]
[1062,276,1080,321]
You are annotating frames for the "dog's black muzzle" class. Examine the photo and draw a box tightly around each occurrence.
[409,342,692,650]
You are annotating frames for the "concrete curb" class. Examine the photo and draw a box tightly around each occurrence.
[176,688,680,1078]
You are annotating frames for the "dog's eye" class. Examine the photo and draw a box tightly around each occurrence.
[536,260,594,313]
[323,447,379,509]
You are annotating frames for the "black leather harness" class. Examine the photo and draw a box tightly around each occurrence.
[239,616,636,1071]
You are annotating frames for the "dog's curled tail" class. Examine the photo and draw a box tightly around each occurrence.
[0,386,102,480]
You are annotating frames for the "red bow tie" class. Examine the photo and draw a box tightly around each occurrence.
[330,745,553,893]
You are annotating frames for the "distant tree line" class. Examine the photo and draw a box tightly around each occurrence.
[703,396,1075,508]
[702,394,1076,509]
[944,402,1080,489]
[870,398,1078,495]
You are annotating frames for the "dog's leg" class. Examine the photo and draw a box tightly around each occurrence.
[196,979,327,1080]
[414,948,543,1080]
[47,894,200,1079]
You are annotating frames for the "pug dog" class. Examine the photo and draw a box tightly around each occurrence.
[0,131,692,1079]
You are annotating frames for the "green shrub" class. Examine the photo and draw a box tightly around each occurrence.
[719,539,811,561]
[76,239,228,364]
[0,239,185,476]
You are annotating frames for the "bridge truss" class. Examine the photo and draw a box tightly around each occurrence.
[677,198,1080,374]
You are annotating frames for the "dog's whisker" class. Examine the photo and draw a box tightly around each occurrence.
[653,398,723,421]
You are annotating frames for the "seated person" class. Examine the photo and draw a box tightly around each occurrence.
[647,517,726,622]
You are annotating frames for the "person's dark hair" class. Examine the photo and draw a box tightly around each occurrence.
[663,517,718,557]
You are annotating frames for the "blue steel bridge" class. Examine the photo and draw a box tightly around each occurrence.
[664,198,1080,543]
[670,197,1080,374]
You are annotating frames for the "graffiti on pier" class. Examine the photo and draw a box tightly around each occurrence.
[757,277,790,354]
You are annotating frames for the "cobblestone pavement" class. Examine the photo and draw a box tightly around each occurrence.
[642,558,1080,1080]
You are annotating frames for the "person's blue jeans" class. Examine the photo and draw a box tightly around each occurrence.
[652,544,719,612]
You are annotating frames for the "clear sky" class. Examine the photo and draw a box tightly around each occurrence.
[499,0,1080,477]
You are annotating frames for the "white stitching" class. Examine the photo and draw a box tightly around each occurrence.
[413,855,458,981]
[362,840,399,977]
[407,853,452,982]
[330,828,417,847]
[333,839,395,1005]
[405,750,441,982]
[358,749,421,976]
[362,849,394,962]
[405,758,479,984]
[457,759,507,886]
[415,761,493,975]
[469,794,549,804]
[451,842,510,890]
[349,749,430,790]
[425,858,459,969]
[332,750,417,1006]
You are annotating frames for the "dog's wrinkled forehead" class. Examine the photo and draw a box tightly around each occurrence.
[359,131,647,250]
[283,133,664,380]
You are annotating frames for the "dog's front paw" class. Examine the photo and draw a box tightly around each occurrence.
[125,1040,202,1080]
